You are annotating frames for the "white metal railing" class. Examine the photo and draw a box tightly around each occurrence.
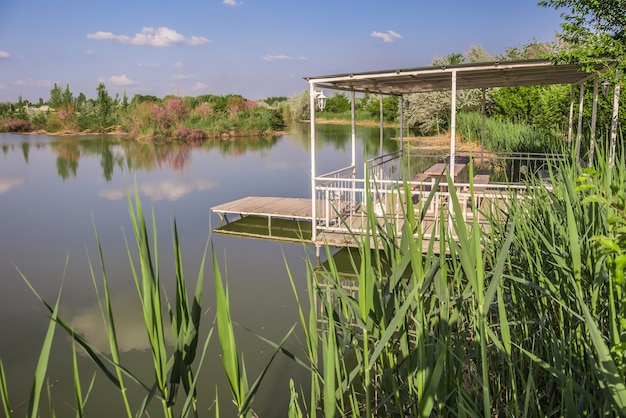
[366,151,402,183]
[312,149,562,244]
[316,165,360,229]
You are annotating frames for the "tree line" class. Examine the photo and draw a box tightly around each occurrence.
[0,83,289,141]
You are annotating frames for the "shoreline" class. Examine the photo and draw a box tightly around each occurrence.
[8,117,387,140]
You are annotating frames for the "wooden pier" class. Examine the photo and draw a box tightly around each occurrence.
[212,196,321,222]
[210,191,503,252]
[212,196,321,244]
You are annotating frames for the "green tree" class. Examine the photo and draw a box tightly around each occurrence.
[539,0,626,75]
[15,95,28,120]
[287,89,310,121]
[500,38,561,60]
[62,84,73,107]
[48,83,63,109]
[404,46,493,134]
[94,82,117,131]
[76,93,87,111]
[490,40,573,127]
[131,94,160,106]
[325,92,351,113]
[360,94,401,123]
[121,90,129,111]
[262,96,288,106]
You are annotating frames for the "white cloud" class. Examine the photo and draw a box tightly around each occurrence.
[85,49,94,54]
[0,51,10,58]
[263,54,308,62]
[263,54,292,62]
[371,30,402,43]
[87,27,211,47]
[0,83,5,90]
[173,61,184,69]
[138,62,160,67]
[170,74,197,80]
[223,0,240,6]
[192,82,208,91]
[14,79,52,87]
[109,75,135,86]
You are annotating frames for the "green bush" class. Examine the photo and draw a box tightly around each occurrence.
[457,111,563,153]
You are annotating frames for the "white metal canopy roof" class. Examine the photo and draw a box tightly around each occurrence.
[305,59,607,95]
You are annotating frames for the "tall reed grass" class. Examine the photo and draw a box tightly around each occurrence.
[286,145,626,416]
[456,111,562,153]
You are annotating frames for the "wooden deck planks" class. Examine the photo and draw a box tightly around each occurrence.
[212,196,323,219]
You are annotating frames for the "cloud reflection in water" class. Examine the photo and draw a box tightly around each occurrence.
[0,177,24,194]
[99,179,216,201]
[71,293,172,353]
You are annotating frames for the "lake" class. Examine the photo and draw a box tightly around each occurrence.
[0,122,399,417]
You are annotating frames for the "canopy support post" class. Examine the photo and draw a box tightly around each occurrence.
[576,82,585,164]
[351,90,356,168]
[481,88,486,166]
[609,70,622,167]
[309,83,317,243]
[399,95,404,151]
[450,71,457,182]
[379,94,384,156]
[590,77,599,166]
[568,85,575,151]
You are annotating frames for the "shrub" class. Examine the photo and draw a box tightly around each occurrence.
[173,126,207,143]
[0,118,32,132]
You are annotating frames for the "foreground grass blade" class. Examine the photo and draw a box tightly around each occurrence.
[19,262,66,418]
[213,247,249,415]
[0,360,12,418]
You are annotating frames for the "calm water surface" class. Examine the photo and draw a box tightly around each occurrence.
[0,123,399,417]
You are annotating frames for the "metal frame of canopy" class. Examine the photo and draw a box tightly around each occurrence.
[305,59,620,243]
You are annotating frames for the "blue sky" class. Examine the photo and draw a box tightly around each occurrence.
[0,0,565,102]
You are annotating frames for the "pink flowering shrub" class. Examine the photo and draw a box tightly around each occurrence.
[226,96,246,118]
[0,118,32,132]
[173,126,207,143]
[191,102,213,117]
[151,97,189,132]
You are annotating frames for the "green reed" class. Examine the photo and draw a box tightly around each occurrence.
[285,143,626,416]
[456,111,562,154]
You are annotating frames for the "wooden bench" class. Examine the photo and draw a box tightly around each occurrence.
[423,162,467,180]
[473,173,490,186]
[410,173,431,189]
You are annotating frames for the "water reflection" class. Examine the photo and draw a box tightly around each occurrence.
[99,179,217,201]
[289,121,400,157]
[0,124,401,185]
[0,177,24,194]
[0,134,285,181]
[0,124,404,417]
[70,293,173,353]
